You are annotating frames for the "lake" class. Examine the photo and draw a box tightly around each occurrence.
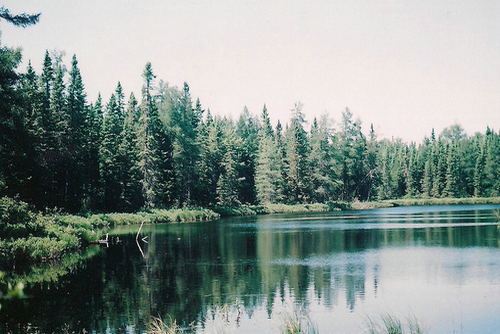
[2,204,500,333]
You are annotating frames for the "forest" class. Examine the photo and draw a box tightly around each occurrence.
[1,43,500,215]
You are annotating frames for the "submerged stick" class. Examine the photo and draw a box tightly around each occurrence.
[136,221,146,258]
[136,221,145,241]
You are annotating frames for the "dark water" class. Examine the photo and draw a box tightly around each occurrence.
[2,204,500,333]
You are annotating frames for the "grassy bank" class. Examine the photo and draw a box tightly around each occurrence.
[0,197,221,267]
[351,196,500,210]
[3,195,500,267]
[213,202,351,217]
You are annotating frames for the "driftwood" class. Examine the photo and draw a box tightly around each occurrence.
[136,221,147,258]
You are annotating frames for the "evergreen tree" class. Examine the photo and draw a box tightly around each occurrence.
[406,144,421,197]
[284,103,310,203]
[338,108,367,201]
[443,142,460,198]
[0,6,40,27]
[119,92,143,211]
[85,94,104,211]
[196,112,224,206]
[365,124,379,201]
[308,115,336,203]
[47,64,69,208]
[377,142,392,200]
[65,54,89,211]
[137,62,174,208]
[40,50,53,110]
[431,140,447,198]
[19,61,45,206]
[171,82,198,206]
[274,120,287,203]
[473,137,487,197]
[99,94,123,211]
[255,107,280,204]
[236,107,259,204]
[389,141,407,198]
[216,122,241,206]
[0,42,23,197]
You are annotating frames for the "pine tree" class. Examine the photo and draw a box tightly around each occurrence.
[338,108,367,201]
[85,94,104,211]
[473,138,487,197]
[216,122,241,206]
[236,107,259,204]
[65,54,89,211]
[377,143,392,200]
[47,64,69,208]
[99,94,123,211]
[485,132,500,196]
[196,112,224,206]
[274,120,287,203]
[137,62,174,208]
[39,50,53,114]
[255,107,280,204]
[171,82,198,206]
[443,142,460,198]
[0,6,40,27]
[19,61,45,206]
[308,115,336,203]
[284,103,310,203]
[365,123,379,200]
[119,92,143,211]
[406,144,421,197]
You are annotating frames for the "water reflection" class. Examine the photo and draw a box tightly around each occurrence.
[2,205,500,333]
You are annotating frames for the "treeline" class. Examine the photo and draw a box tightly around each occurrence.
[1,46,500,213]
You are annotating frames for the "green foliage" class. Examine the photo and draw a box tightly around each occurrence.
[0,197,104,264]
[278,305,318,334]
[367,314,424,334]
[149,316,184,334]
[3,46,500,215]
[0,6,40,27]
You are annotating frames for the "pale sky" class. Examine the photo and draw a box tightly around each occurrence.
[1,1,499,142]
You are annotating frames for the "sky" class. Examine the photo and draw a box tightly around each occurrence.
[1,0,499,142]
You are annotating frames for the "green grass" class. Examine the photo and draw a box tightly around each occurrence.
[278,305,319,334]
[367,314,424,334]
[213,202,348,217]
[350,197,500,211]
[149,317,184,334]
[92,208,221,226]
[0,197,221,267]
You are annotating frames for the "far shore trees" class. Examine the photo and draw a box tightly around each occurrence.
[1,46,500,213]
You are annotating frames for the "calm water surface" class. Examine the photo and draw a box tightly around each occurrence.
[2,204,500,333]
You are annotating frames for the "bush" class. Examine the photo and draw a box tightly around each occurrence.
[0,197,44,238]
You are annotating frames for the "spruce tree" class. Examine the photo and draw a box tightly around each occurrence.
[99,94,125,211]
[196,112,223,206]
[255,108,280,204]
[47,65,69,208]
[171,82,198,206]
[473,138,487,197]
[137,62,174,208]
[284,103,310,203]
[216,122,241,206]
[443,142,460,198]
[119,92,143,211]
[236,107,259,204]
[308,115,335,203]
[338,108,367,201]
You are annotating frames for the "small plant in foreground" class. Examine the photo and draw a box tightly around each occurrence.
[278,304,318,334]
[149,316,184,334]
[367,314,424,334]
